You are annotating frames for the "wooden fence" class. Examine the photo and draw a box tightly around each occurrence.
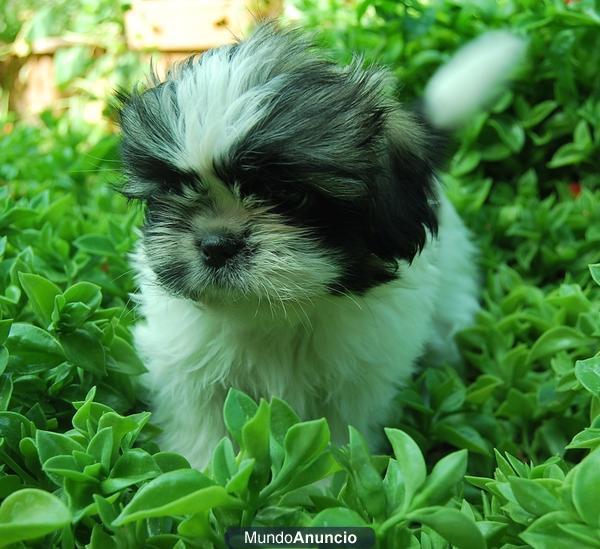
[1,0,283,120]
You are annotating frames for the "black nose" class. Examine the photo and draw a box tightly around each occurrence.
[197,234,243,268]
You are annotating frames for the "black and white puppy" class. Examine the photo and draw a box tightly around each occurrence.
[117,25,524,467]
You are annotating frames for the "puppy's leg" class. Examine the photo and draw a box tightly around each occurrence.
[144,368,228,468]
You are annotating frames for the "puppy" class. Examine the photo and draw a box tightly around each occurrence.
[117,25,524,467]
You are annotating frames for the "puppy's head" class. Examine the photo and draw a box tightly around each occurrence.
[117,25,439,306]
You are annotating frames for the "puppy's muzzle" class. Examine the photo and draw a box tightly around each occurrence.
[195,232,245,269]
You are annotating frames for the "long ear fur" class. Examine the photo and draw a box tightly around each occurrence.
[367,111,441,264]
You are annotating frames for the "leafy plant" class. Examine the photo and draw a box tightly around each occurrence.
[0,0,599,547]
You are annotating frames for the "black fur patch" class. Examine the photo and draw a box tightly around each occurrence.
[210,34,439,293]
[118,24,441,295]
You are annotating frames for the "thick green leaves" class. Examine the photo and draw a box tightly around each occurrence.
[310,507,368,527]
[262,418,330,497]
[224,389,258,445]
[575,356,600,398]
[100,449,162,494]
[18,272,61,328]
[6,323,64,371]
[348,426,386,520]
[1,1,600,547]
[60,329,106,375]
[0,489,71,547]
[241,399,271,487]
[411,450,468,509]
[385,428,426,509]
[572,449,600,527]
[112,469,244,526]
[528,327,594,364]
[509,477,562,516]
[407,507,486,549]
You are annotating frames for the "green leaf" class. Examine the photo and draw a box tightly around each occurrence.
[0,488,71,547]
[18,272,61,328]
[557,523,600,547]
[89,525,118,549]
[521,511,585,548]
[225,459,255,495]
[241,399,270,486]
[63,281,102,312]
[590,264,600,286]
[87,427,114,472]
[43,454,98,483]
[411,450,468,509]
[573,120,592,150]
[407,507,486,549]
[177,511,211,538]
[466,375,502,404]
[0,375,13,411]
[488,118,525,153]
[0,320,12,346]
[73,234,117,257]
[101,449,162,494]
[270,397,300,446]
[523,100,558,128]
[575,357,600,397]
[6,323,64,371]
[567,427,600,450]
[223,389,258,445]
[0,412,36,452]
[348,426,386,519]
[112,469,243,526]
[106,336,146,375]
[450,149,481,176]
[98,412,150,459]
[383,459,406,515]
[572,448,600,527]
[547,143,587,168]
[36,430,86,465]
[210,438,237,486]
[60,329,106,375]
[264,418,330,497]
[527,327,594,364]
[0,347,7,376]
[433,420,490,455]
[509,477,563,516]
[153,452,191,474]
[310,507,368,527]
[385,428,426,509]
[282,451,339,492]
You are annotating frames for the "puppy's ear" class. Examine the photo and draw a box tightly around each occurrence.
[367,111,441,264]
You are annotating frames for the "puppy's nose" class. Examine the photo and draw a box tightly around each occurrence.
[197,234,243,268]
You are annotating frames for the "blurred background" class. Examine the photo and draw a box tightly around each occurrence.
[1,4,600,542]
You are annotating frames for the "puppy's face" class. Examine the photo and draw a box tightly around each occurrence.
[118,26,439,306]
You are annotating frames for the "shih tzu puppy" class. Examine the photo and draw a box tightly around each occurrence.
[117,24,524,467]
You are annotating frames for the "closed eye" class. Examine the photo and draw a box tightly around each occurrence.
[128,155,197,194]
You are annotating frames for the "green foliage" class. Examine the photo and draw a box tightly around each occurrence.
[0,0,599,547]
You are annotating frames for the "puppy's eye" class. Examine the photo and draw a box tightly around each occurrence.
[132,155,197,195]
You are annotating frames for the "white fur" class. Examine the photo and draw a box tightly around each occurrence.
[424,31,526,129]
[132,192,479,467]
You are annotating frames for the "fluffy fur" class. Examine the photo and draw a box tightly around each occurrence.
[116,24,503,467]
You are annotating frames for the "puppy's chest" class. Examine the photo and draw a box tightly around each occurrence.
[170,314,379,401]
[201,321,334,388]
